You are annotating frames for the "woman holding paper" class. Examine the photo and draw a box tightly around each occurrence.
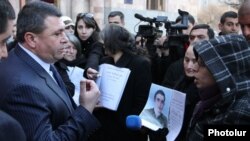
[74,12,104,79]
[88,24,152,141]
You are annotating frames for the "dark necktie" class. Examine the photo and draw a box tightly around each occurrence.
[50,64,77,109]
[50,65,68,95]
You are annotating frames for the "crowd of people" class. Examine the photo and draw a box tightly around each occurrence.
[0,0,250,141]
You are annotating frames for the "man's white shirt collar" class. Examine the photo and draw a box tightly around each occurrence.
[18,43,53,77]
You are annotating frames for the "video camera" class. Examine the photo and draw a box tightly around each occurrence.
[135,9,189,39]
[134,9,190,61]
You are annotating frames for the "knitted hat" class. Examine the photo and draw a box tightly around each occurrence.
[193,34,250,102]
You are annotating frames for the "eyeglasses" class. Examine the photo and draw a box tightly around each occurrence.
[77,13,94,19]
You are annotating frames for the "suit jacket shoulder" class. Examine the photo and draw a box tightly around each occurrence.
[0,45,100,141]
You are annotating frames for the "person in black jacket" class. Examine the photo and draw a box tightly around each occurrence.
[0,1,26,140]
[218,11,240,35]
[55,33,84,97]
[74,13,104,79]
[174,43,199,141]
[0,110,26,141]
[88,24,152,141]
[0,2,101,141]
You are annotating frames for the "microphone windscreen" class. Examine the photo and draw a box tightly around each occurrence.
[134,13,144,21]
[126,115,142,130]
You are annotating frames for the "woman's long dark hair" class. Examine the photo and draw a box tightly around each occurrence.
[74,13,100,42]
[100,24,136,55]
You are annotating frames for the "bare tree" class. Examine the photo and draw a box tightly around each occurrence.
[197,3,237,33]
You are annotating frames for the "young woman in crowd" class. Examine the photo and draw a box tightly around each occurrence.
[74,13,104,79]
[60,33,86,105]
[55,33,85,97]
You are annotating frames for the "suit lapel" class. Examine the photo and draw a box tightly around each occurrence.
[15,45,75,113]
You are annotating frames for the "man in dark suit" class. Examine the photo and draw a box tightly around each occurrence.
[0,0,15,60]
[0,1,100,141]
[0,1,26,141]
[0,110,26,141]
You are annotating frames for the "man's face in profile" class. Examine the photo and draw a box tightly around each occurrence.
[238,2,250,42]
[154,93,165,115]
[239,11,250,41]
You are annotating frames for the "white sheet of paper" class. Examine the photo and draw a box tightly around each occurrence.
[67,66,85,106]
[96,64,131,111]
[139,83,186,141]
[167,90,186,141]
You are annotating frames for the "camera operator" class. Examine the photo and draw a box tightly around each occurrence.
[151,35,172,84]
[166,14,195,64]
[135,35,146,48]
[134,10,193,85]
[149,13,193,86]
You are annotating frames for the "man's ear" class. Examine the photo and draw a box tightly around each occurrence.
[24,32,37,48]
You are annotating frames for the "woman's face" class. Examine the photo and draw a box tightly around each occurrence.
[76,19,94,41]
[183,45,199,77]
[63,41,77,61]
[194,58,216,89]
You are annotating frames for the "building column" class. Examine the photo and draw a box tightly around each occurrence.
[90,0,105,29]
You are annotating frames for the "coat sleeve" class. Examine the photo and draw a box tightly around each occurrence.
[84,42,104,78]
[2,85,100,141]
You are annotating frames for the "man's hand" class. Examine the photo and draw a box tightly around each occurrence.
[79,79,100,113]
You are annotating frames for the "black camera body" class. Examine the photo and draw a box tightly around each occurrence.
[138,25,163,38]
[135,9,189,39]
[135,9,190,61]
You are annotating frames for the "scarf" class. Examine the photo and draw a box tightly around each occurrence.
[191,84,222,124]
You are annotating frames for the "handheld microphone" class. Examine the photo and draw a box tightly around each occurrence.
[126,115,142,130]
[126,115,169,140]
